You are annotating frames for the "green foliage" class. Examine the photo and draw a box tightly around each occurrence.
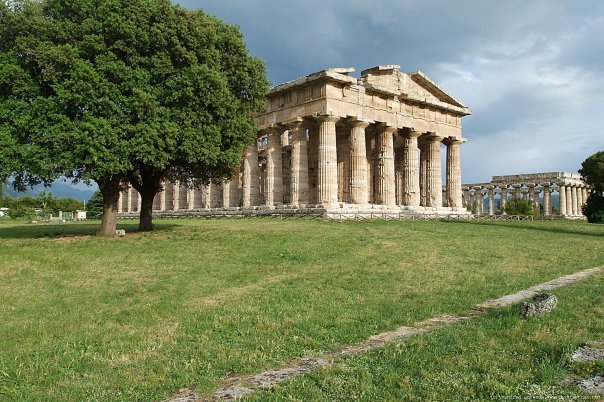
[85,190,103,218]
[0,0,269,192]
[579,151,604,223]
[1,191,83,216]
[579,150,604,192]
[582,193,604,223]
[504,198,534,215]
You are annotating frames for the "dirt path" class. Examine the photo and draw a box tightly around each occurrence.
[167,265,604,401]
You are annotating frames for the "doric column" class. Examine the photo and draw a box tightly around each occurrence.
[565,185,573,216]
[425,133,444,207]
[528,184,539,213]
[542,184,552,216]
[375,124,396,206]
[159,184,166,211]
[558,184,566,216]
[242,141,260,208]
[349,119,370,204]
[173,182,181,211]
[511,184,520,199]
[444,137,464,208]
[577,186,584,213]
[487,186,495,215]
[581,186,588,207]
[265,127,283,207]
[571,185,578,216]
[118,191,124,213]
[400,130,421,206]
[419,137,429,206]
[316,114,339,205]
[288,119,309,206]
[222,181,230,208]
[499,187,508,211]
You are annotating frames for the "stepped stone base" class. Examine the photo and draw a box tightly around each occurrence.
[119,204,470,220]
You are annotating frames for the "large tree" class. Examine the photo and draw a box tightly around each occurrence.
[0,0,268,235]
[579,150,604,223]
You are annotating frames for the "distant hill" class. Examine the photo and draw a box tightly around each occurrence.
[3,180,97,201]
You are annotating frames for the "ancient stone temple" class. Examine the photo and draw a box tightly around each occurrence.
[463,172,589,218]
[118,65,472,217]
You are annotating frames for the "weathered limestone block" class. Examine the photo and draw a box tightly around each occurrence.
[520,293,558,318]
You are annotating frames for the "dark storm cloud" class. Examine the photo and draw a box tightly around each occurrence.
[175,0,604,182]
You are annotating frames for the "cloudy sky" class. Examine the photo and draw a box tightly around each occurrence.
[178,0,604,184]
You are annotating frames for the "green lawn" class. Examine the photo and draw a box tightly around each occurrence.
[0,218,602,401]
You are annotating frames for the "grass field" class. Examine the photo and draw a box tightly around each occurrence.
[0,218,603,401]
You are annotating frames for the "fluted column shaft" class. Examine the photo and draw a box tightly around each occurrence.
[559,185,566,216]
[565,185,573,216]
[401,130,421,206]
[426,134,444,207]
[499,188,507,210]
[173,182,181,211]
[419,139,429,206]
[445,137,463,208]
[577,187,583,214]
[316,115,339,205]
[571,186,578,216]
[543,185,552,216]
[222,181,230,208]
[375,126,396,206]
[487,187,495,215]
[159,184,166,211]
[242,142,260,208]
[265,128,283,207]
[289,121,309,205]
[349,120,370,204]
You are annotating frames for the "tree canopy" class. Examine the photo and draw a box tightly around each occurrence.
[0,0,269,234]
[579,150,604,223]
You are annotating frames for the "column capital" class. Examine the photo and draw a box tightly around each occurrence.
[424,132,444,143]
[402,129,423,139]
[347,117,372,129]
[376,122,398,134]
[314,113,340,124]
[283,117,304,130]
[442,136,467,146]
[265,125,283,137]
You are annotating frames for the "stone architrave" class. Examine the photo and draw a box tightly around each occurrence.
[401,130,421,206]
[375,124,396,206]
[265,127,283,207]
[242,142,260,208]
[316,114,339,205]
[288,120,309,206]
[559,184,566,216]
[348,119,371,204]
[425,133,444,207]
[444,137,464,208]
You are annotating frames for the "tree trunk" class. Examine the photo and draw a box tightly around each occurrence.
[138,192,155,232]
[97,177,123,236]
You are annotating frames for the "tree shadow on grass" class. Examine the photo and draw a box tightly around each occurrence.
[441,219,604,238]
[0,221,180,239]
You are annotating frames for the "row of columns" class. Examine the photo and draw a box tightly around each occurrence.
[462,182,588,217]
[242,114,464,209]
[118,114,466,212]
